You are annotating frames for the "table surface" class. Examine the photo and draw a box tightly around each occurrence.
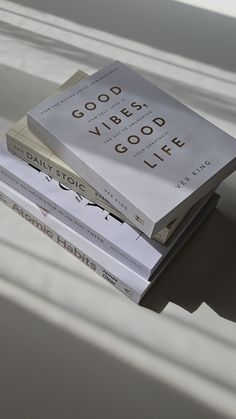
[0,1,236,418]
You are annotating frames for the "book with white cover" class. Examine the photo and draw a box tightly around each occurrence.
[0,178,219,303]
[27,61,236,237]
[7,69,187,244]
[6,70,125,218]
[0,139,211,279]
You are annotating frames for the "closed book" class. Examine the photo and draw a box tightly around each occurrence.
[27,61,236,237]
[0,178,219,303]
[7,69,187,244]
[0,139,212,279]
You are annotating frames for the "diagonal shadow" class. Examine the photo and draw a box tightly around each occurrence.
[0,19,110,77]
[142,200,236,324]
[1,4,236,86]
[0,294,226,419]
[0,6,236,381]
[139,67,236,126]
[0,60,236,326]
[7,0,236,72]
[1,255,236,397]
[0,237,115,295]
[1,21,236,126]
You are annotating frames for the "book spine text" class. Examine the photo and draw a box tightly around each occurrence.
[0,165,151,278]
[0,187,141,303]
[6,134,126,221]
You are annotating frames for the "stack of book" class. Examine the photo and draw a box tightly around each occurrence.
[1,62,236,303]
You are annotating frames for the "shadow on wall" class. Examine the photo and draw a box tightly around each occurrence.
[5,0,236,72]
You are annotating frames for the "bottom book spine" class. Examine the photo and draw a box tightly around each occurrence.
[0,179,149,303]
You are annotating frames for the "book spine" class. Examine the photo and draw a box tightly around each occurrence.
[6,133,127,222]
[0,183,143,303]
[0,165,151,278]
[6,135,182,246]
[27,114,155,236]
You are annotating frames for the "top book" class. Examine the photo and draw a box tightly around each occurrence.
[27,61,236,237]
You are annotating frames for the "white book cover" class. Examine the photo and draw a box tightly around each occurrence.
[7,125,187,245]
[6,68,188,245]
[0,178,219,303]
[27,61,236,237]
[6,69,130,224]
[0,139,211,279]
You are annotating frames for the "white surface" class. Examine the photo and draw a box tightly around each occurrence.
[173,0,236,19]
[0,1,236,418]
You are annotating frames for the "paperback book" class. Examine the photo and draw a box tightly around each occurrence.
[7,69,187,244]
[27,61,236,237]
[0,178,219,303]
[0,139,211,279]
[6,70,125,219]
